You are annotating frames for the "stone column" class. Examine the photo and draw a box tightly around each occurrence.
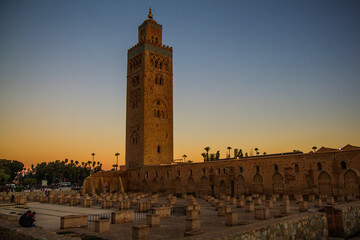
[146,214,160,227]
[95,218,110,233]
[132,225,149,240]
[225,211,238,226]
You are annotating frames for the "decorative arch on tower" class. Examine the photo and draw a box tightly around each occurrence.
[152,99,168,119]
[130,130,138,145]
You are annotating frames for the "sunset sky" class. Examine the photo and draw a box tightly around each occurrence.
[1,1,360,170]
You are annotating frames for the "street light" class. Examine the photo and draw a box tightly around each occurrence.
[115,153,120,171]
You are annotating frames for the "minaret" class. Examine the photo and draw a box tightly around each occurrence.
[126,9,173,169]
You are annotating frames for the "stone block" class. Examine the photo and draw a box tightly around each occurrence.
[308,195,316,202]
[280,204,290,215]
[217,206,225,216]
[230,197,237,205]
[254,197,262,206]
[283,199,290,205]
[132,225,149,240]
[225,206,232,214]
[237,200,245,208]
[185,218,201,232]
[346,194,354,201]
[152,207,171,218]
[255,207,270,220]
[58,197,67,205]
[283,195,289,201]
[296,195,303,203]
[216,201,224,209]
[298,201,308,212]
[187,210,198,219]
[260,195,266,201]
[245,203,254,212]
[327,197,335,205]
[111,210,134,224]
[337,195,345,202]
[265,200,273,209]
[70,197,78,206]
[315,199,322,208]
[60,215,88,229]
[83,199,92,208]
[225,211,238,226]
[95,218,110,233]
[146,214,160,227]
[14,196,26,205]
[194,204,201,213]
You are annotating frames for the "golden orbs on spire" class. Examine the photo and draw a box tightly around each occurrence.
[148,7,153,19]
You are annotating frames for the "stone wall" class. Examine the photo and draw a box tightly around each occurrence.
[325,200,360,238]
[191,212,328,240]
[126,149,360,197]
[83,149,360,198]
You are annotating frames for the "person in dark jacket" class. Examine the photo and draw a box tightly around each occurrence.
[19,210,31,227]
[23,211,36,227]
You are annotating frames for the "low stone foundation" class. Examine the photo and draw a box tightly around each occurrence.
[325,200,360,238]
[194,212,328,240]
[60,215,88,229]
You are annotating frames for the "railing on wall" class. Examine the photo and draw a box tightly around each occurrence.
[88,213,111,226]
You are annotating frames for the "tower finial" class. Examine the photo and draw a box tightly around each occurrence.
[148,7,153,19]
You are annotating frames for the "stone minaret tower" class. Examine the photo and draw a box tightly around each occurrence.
[126,9,173,169]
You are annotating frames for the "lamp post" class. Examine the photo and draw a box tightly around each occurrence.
[115,153,120,171]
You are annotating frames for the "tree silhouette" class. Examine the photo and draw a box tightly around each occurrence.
[255,148,259,155]
[201,153,207,162]
[182,154,187,162]
[204,147,211,161]
[312,146,317,152]
[215,150,220,160]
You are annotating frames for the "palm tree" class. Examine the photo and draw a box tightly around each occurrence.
[182,154,187,162]
[255,148,259,155]
[201,153,207,162]
[115,152,120,171]
[204,147,211,161]
[312,146,317,152]
[227,146,232,158]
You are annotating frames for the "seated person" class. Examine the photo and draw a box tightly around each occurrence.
[23,211,36,227]
[19,210,31,227]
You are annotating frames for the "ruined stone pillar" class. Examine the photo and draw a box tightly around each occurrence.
[225,211,238,226]
[132,225,149,240]
[95,218,110,233]
[146,214,160,227]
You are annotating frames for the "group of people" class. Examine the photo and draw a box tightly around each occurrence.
[19,210,36,227]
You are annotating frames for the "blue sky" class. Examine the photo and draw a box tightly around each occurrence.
[0,0,359,168]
